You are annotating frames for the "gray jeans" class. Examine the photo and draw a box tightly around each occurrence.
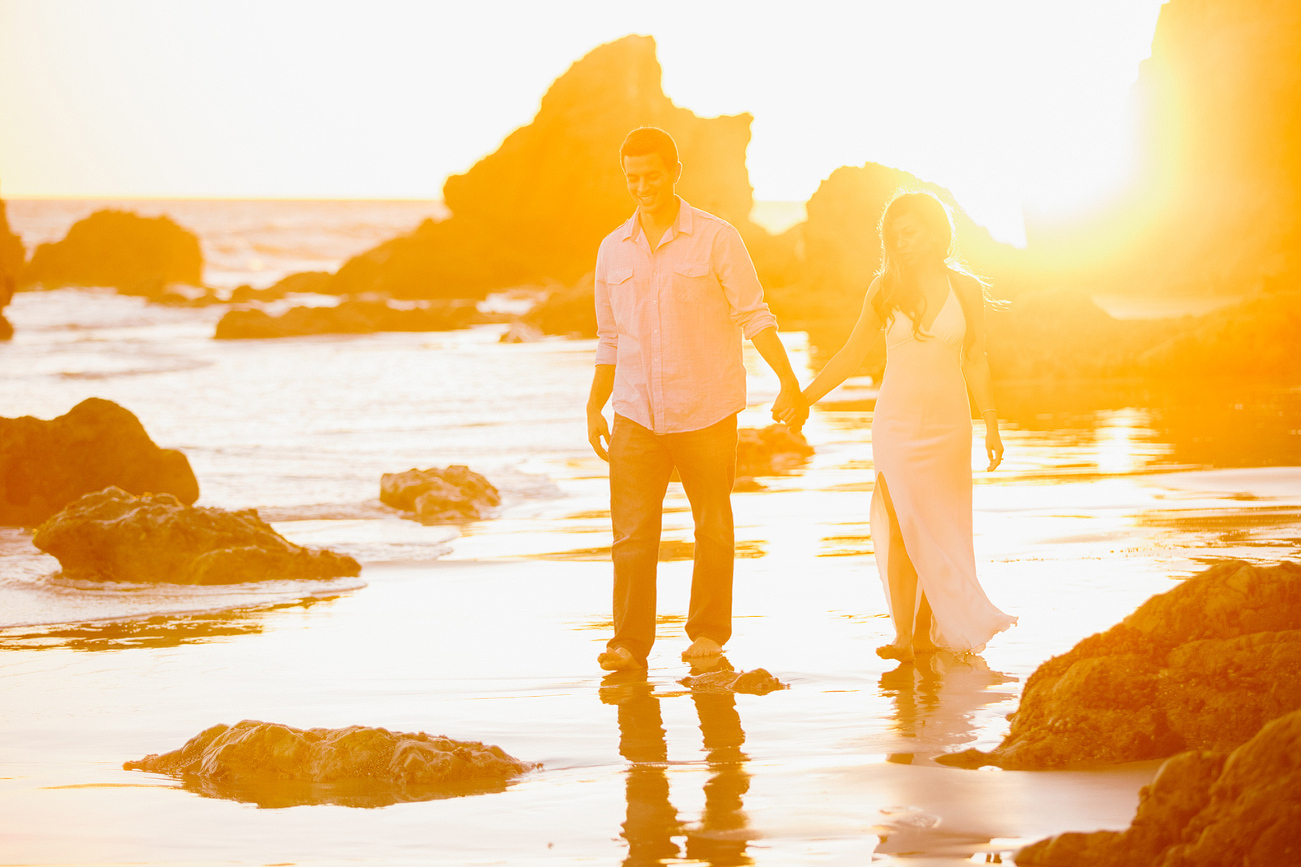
[608,413,737,662]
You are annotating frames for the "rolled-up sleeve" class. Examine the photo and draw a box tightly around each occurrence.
[594,254,618,366]
[713,225,778,339]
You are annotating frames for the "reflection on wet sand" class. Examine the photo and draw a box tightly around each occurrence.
[0,596,338,652]
[602,662,755,866]
[879,652,1018,765]
[173,773,515,810]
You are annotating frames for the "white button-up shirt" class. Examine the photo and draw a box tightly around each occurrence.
[594,198,779,434]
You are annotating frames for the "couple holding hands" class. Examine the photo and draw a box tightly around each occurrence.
[586,127,1015,672]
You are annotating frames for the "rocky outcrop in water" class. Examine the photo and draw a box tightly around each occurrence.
[33,487,360,584]
[124,719,537,808]
[1016,708,1301,867]
[736,425,814,476]
[0,398,199,527]
[520,273,598,338]
[937,561,1301,770]
[214,298,479,339]
[680,667,788,695]
[0,193,24,340]
[21,209,203,291]
[325,35,775,299]
[380,466,501,523]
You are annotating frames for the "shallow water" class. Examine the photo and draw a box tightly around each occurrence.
[1,245,1300,862]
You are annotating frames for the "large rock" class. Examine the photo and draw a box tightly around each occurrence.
[214,298,479,339]
[380,466,501,523]
[1134,289,1301,382]
[1017,709,1301,867]
[32,487,360,584]
[125,719,537,808]
[326,35,775,299]
[773,162,1029,329]
[520,273,598,338]
[0,191,24,340]
[937,561,1301,770]
[736,425,813,476]
[21,209,203,291]
[0,398,199,527]
[1030,0,1301,299]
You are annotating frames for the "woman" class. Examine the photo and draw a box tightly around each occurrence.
[795,191,1016,661]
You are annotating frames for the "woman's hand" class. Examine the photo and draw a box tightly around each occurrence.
[985,423,1004,471]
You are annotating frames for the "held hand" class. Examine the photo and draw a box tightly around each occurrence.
[772,384,809,434]
[588,410,611,462]
[985,425,1004,471]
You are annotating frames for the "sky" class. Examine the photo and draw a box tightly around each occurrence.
[0,0,1167,244]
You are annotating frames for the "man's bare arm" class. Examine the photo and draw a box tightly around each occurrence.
[750,327,808,431]
[587,364,616,461]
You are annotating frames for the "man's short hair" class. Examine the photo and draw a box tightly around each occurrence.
[619,127,679,168]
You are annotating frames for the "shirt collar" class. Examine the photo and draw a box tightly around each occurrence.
[619,196,693,243]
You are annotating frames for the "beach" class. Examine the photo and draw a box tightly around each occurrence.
[1,201,1299,865]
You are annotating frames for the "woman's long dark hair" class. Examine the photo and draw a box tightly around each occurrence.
[871,190,996,355]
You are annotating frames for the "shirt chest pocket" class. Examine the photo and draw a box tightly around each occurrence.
[607,267,635,323]
[671,262,714,302]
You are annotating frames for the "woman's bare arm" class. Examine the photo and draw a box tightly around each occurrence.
[802,278,884,406]
[956,274,1004,470]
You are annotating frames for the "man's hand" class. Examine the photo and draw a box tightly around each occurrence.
[588,409,611,461]
[772,383,808,433]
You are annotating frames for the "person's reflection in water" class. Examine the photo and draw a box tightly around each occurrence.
[879,651,1017,764]
[600,663,753,867]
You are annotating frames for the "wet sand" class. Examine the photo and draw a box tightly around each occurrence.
[1,289,1299,864]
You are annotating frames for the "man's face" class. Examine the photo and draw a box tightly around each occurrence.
[622,153,680,215]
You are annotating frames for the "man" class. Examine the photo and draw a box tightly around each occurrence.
[587,126,807,671]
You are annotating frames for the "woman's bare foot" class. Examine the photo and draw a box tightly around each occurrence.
[682,637,723,660]
[876,643,915,663]
[912,637,940,655]
[598,646,638,671]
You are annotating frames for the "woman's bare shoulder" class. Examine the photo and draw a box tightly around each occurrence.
[947,269,986,302]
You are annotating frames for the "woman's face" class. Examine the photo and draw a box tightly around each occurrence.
[889,213,942,262]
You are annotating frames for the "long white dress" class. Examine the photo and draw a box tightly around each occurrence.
[869,281,1016,652]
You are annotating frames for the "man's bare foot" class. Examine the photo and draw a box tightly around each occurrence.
[876,643,915,663]
[682,637,723,660]
[598,646,638,671]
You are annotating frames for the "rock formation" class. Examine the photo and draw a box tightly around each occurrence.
[380,466,501,523]
[736,425,814,476]
[0,398,199,526]
[214,298,479,339]
[21,209,203,291]
[1134,289,1301,382]
[1016,708,1301,867]
[325,35,776,299]
[1030,0,1301,300]
[937,560,1301,770]
[33,487,361,584]
[680,667,788,696]
[520,273,598,338]
[771,162,1029,330]
[125,719,537,808]
[0,191,24,340]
